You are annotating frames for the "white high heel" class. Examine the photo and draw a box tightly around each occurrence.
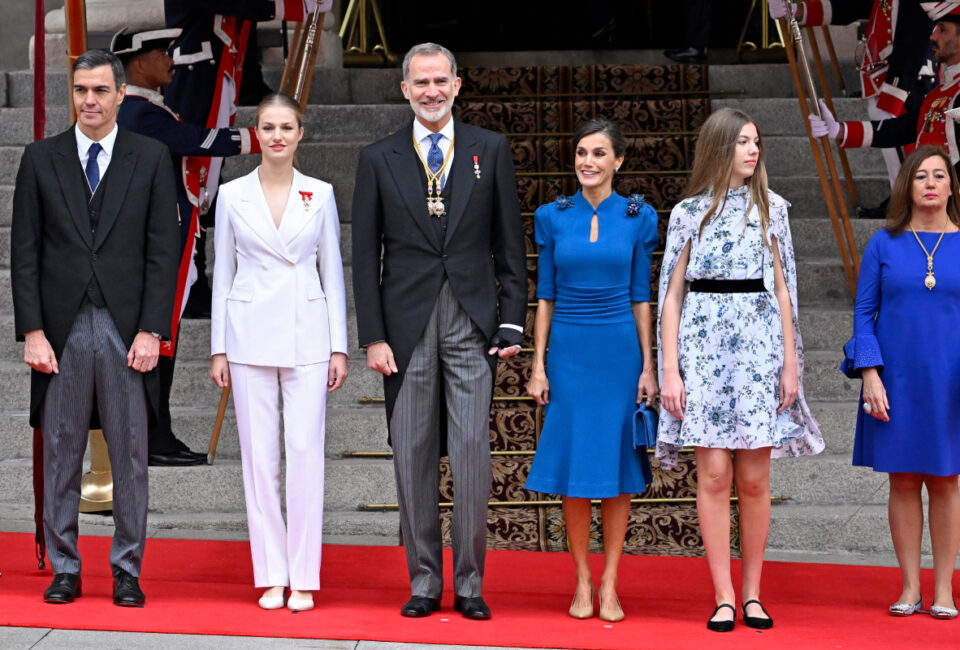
[287,593,315,612]
[258,589,286,610]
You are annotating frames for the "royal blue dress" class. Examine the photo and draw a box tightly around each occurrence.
[525,191,658,498]
[846,229,960,476]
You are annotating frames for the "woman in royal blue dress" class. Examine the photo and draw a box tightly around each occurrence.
[525,119,659,623]
[845,145,960,620]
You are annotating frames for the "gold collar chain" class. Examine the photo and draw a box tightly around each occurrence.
[909,217,950,290]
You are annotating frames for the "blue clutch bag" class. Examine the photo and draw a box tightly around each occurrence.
[632,403,659,450]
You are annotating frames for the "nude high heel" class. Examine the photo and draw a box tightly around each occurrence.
[569,585,594,619]
[598,590,624,622]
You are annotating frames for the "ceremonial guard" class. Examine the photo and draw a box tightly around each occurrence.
[112,28,261,465]
[774,0,935,190]
[811,4,960,173]
[162,0,327,317]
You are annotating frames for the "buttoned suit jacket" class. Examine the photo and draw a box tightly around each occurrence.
[211,168,348,367]
[351,119,526,435]
[11,126,181,427]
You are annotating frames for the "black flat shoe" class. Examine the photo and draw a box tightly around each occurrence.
[113,570,145,607]
[43,573,81,604]
[454,595,491,620]
[742,599,774,629]
[707,603,736,632]
[400,595,441,617]
[148,449,205,466]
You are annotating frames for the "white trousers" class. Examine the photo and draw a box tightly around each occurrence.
[866,96,901,189]
[229,361,328,591]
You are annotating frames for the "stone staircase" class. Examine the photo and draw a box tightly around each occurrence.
[0,58,904,557]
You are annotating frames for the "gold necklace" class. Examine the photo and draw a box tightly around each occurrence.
[909,217,949,290]
[411,131,455,218]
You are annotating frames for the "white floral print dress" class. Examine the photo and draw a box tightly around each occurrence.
[655,186,823,468]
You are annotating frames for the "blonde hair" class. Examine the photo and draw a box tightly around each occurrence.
[685,108,770,245]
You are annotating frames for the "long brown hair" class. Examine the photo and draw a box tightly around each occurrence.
[886,145,960,235]
[685,108,770,244]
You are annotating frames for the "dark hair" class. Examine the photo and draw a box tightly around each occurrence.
[255,92,304,128]
[73,49,125,89]
[886,145,960,235]
[573,118,627,158]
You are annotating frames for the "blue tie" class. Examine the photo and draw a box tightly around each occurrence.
[85,142,102,194]
[427,133,444,188]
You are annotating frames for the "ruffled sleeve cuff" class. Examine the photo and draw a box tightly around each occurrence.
[840,334,883,379]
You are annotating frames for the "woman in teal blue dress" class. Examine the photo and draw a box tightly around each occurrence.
[526,119,659,623]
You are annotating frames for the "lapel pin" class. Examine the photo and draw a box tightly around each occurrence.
[473,155,481,180]
[299,190,313,212]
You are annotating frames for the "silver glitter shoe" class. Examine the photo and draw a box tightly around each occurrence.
[930,603,958,619]
[889,597,923,617]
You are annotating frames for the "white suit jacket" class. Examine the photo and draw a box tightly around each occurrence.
[211,167,348,367]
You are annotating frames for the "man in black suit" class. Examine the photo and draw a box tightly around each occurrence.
[352,42,526,621]
[11,50,180,607]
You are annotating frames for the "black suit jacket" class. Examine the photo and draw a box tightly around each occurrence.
[352,120,526,433]
[11,126,181,427]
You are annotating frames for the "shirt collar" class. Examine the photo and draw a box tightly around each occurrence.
[412,117,454,146]
[944,62,960,88]
[75,122,119,159]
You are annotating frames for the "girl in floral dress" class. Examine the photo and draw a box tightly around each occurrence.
[657,108,823,632]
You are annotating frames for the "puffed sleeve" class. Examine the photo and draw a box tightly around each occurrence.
[841,232,885,378]
[534,204,556,300]
[631,202,659,302]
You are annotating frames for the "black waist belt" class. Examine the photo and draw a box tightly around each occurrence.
[689,279,765,293]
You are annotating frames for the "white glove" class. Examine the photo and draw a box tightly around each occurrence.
[768,0,792,20]
[808,99,840,139]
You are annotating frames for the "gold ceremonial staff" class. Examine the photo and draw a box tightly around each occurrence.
[207,7,330,463]
[776,5,860,296]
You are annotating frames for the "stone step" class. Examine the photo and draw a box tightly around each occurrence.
[767,502,919,555]
[0,105,414,146]
[7,60,863,109]
[709,61,861,100]
[0,455,399,514]
[0,494,400,542]
[4,67,406,109]
[0,446,881,521]
[789,218,882,258]
[712,97,873,136]
[770,453,884,506]
[0,397,860,467]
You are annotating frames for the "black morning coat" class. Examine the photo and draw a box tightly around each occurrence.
[351,120,528,445]
[11,126,181,427]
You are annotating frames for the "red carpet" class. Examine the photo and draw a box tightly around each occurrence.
[0,532,957,649]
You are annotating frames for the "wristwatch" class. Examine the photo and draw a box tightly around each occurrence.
[139,330,161,339]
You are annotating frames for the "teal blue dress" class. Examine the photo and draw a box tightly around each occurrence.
[525,191,658,498]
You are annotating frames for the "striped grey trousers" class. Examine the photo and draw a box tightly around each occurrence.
[390,280,493,599]
[41,300,149,577]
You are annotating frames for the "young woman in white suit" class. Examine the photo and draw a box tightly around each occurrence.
[210,93,348,612]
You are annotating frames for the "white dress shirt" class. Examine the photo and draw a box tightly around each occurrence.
[75,123,118,190]
[412,118,454,188]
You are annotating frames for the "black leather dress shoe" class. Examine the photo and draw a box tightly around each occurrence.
[454,595,491,620]
[400,595,441,617]
[113,570,145,607]
[148,449,205,466]
[43,573,81,603]
[665,47,708,63]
